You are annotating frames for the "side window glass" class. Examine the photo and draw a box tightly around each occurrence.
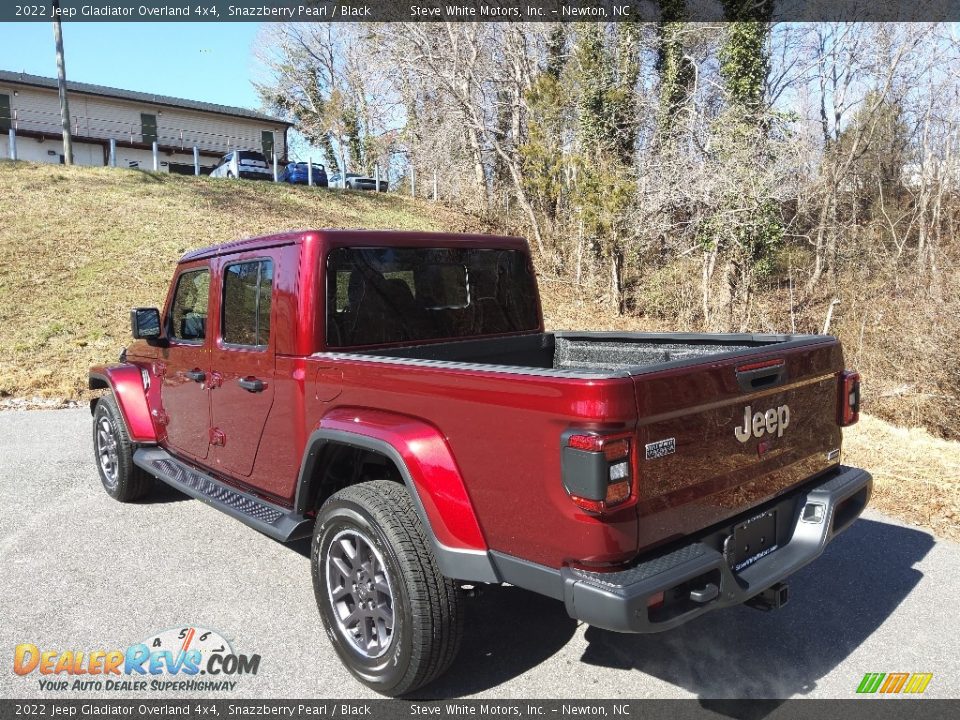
[222,259,273,347]
[335,270,351,312]
[170,269,210,341]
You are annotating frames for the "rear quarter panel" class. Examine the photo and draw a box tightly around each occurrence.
[305,355,641,567]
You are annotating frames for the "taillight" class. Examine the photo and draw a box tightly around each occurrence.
[562,431,635,514]
[838,370,861,427]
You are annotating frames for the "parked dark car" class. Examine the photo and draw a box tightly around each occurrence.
[279,162,328,187]
[330,172,388,191]
[210,150,272,180]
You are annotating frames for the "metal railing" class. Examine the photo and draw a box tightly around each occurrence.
[0,107,407,194]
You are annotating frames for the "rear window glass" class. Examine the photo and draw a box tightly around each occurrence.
[326,246,539,347]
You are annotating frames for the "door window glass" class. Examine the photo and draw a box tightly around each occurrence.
[170,269,210,341]
[222,260,273,347]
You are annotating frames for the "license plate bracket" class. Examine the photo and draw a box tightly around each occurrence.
[730,510,778,572]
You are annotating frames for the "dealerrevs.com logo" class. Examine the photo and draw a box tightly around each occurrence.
[13,626,260,692]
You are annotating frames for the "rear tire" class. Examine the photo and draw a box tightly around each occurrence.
[312,480,462,697]
[92,395,152,502]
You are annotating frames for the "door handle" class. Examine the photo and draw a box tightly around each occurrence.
[238,377,265,393]
[184,369,206,383]
[735,360,786,392]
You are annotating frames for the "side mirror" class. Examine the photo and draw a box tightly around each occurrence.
[130,307,161,340]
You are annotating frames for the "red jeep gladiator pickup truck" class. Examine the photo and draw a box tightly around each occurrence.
[89,229,871,696]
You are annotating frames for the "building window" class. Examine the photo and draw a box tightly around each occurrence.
[141,113,157,145]
[261,130,274,159]
[222,260,273,347]
[0,94,11,132]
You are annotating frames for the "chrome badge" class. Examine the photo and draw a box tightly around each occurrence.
[735,404,790,443]
[645,438,676,460]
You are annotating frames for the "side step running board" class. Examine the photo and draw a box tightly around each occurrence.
[133,448,313,542]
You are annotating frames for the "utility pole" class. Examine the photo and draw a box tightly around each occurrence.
[52,0,73,164]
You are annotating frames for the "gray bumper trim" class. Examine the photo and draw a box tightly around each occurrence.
[561,465,872,633]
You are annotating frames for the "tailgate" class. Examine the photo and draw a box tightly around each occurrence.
[632,340,844,551]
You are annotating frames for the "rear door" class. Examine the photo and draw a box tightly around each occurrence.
[632,341,844,550]
[158,264,212,460]
[208,253,277,478]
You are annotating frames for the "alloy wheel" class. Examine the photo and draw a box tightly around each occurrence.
[325,528,396,659]
[96,416,119,488]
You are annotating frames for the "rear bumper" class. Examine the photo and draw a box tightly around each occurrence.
[559,464,872,633]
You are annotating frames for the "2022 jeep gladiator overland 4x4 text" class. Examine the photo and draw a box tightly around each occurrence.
[89,230,871,695]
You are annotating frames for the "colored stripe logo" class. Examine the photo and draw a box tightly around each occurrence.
[857,672,933,694]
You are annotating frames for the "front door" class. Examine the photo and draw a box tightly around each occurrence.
[159,265,212,460]
[209,255,277,478]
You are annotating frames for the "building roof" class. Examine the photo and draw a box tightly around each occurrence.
[0,69,293,126]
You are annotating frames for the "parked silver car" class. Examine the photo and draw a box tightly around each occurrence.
[209,150,272,180]
[329,172,388,191]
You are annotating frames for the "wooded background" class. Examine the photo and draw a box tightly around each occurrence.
[254,16,960,440]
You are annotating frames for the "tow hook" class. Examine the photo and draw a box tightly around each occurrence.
[746,582,789,611]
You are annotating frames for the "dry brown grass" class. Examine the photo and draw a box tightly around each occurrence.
[0,161,486,400]
[844,414,960,541]
[537,278,960,543]
[2,161,957,540]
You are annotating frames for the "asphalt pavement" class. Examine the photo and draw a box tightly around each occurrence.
[1,409,957,700]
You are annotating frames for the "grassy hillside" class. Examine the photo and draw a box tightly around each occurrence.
[0,161,956,541]
[0,161,487,400]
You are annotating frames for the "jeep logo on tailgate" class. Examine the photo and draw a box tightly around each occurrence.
[735,404,790,443]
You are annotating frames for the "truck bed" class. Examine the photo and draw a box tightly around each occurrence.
[348,331,820,377]
[319,330,843,565]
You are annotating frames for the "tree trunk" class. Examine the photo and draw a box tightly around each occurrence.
[610,245,624,315]
[806,190,834,293]
[701,246,719,328]
[466,127,487,207]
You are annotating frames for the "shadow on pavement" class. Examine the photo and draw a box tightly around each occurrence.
[579,518,933,707]
[270,514,931,702]
[289,537,311,558]
[417,585,578,699]
[284,536,578,698]
[138,480,191,503]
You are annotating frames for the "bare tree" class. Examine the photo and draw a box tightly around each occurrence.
[255,24,401,173]
[376,23,548,253]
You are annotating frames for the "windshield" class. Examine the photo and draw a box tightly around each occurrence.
[325,246,539,347]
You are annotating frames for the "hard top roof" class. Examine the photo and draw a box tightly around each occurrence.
[178,230,528,263]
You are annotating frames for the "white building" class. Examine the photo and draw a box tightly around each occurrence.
[0,70,292,173]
